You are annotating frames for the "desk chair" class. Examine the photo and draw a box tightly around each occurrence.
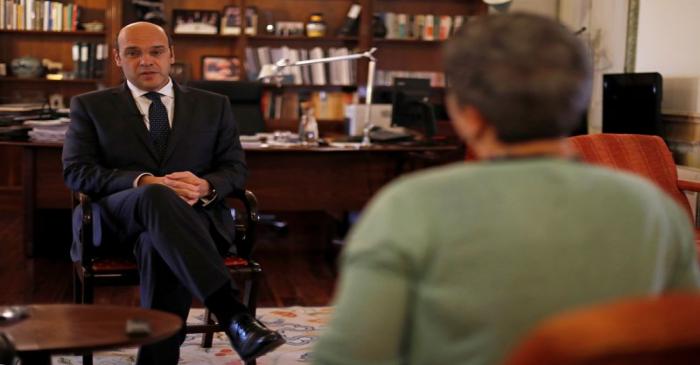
[72,189,262,365]
[187,80,288,234]
[568,133,700,259]
[503,293,700,365]
[0,333,17,365]
[186,80,266,136]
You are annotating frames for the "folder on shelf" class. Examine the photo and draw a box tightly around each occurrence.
[309,47,327,86]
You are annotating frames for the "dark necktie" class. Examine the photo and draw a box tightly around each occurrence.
[144,91,170,159]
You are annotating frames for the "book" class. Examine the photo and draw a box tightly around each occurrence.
[309,47,326,85]
[337,3,361,36]
[71,42,80,77]
[244,47,259,81]
[79,42,89,79]
[438,15,452,40]
[94,43,106,79]
[423,14,435,41]
[453,15,464,34]
[413,15,425,40]
[396,13,408,39]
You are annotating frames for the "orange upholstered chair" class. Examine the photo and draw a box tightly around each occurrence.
[568,134,700,258]
[502,293,700,365]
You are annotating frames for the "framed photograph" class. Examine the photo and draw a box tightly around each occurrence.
[221,6,241,35]
[173,9,219,35]
[170,61,191,84]
[201,56,242,81]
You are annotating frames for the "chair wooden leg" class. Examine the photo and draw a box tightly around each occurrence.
[72,270,83,304]
[244,270,261,315]
[83,273,95,364]
[82,352,94,365]
[200,308,216,348]
[243,270,261,365]
[83,274,94,304]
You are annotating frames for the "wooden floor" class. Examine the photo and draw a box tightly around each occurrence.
[0,210,339,308]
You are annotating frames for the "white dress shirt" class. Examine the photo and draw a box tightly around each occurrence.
[126,79,217,205]
[126,78,175,129]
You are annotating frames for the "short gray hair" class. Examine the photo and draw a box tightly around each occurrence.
[443,13,592,143]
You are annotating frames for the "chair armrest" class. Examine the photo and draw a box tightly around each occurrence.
[231,189,260,225]
[230,189,260,259]
[678,179,700,193]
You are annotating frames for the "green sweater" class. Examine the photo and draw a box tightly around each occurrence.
[313,159,700,365]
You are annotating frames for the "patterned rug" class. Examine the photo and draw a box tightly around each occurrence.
[53,306,332,365]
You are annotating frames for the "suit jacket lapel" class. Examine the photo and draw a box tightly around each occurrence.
[162,82,193,164]
[112,83,160,162]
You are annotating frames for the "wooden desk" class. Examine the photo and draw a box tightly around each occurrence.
[0,141,462,256]
[2,304,182,364]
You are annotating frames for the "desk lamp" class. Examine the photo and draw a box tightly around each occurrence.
[258,48,378,146]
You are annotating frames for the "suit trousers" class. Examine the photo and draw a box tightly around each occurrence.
[96,184,235,365]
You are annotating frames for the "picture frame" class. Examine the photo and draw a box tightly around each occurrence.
[221,6,242,35]
[173,9,219,35]
[201,56,242,81]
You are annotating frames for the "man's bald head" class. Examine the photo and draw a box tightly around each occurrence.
[115,21,173,51]
[114,21,174,91]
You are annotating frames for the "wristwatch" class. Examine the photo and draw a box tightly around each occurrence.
[199,187,217,206]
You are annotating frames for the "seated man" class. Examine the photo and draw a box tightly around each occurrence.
[62,21,284,365]
[313,13,700,365]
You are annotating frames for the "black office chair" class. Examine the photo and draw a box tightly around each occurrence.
[0,333,17,365]
[186,80,266,135]
[187,80,288,234]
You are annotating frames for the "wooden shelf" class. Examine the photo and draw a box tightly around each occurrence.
[0,29,105,36]
[373,38,444,45]
[374,85,445,92]
[262,84,358,91]
[172,33,240,40]
[0,77,101,84]
[248,35,359,43]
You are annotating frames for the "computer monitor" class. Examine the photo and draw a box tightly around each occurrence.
[603,72,663,136]
[391,78,436,138]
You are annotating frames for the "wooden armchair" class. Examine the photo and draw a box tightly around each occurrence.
[72,189,262,365]
[568,134,700,258]
[503,293,700,365]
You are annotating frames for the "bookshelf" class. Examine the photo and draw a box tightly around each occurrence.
[0,0,485,106]
[0,0,122,101]
[0,0,485,198]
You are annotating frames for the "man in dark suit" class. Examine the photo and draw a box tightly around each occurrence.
[62,21,284,365]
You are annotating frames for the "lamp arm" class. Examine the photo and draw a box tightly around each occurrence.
[278,47,377,68]
[361,58,377,146]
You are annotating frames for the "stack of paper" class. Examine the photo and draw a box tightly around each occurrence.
[24,117,70,142]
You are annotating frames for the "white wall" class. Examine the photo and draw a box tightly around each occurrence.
[636,0,700,114]
[636,0,700,76]
[559,0,629,133]
[509,0,559,17]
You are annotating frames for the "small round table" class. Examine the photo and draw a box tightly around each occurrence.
[2,304,182,365]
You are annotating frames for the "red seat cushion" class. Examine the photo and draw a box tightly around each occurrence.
[91,256,250,273]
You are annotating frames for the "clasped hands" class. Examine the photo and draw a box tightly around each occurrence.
[139,171,210,205]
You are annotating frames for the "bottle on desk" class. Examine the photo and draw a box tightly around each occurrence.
[299,107,319,144]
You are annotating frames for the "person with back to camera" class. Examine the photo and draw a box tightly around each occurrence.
[312,13,700,365]
[62,21,284,364]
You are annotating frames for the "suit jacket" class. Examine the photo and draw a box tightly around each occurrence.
[62,82,248,260]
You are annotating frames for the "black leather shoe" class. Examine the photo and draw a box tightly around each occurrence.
[225,313,285,362]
